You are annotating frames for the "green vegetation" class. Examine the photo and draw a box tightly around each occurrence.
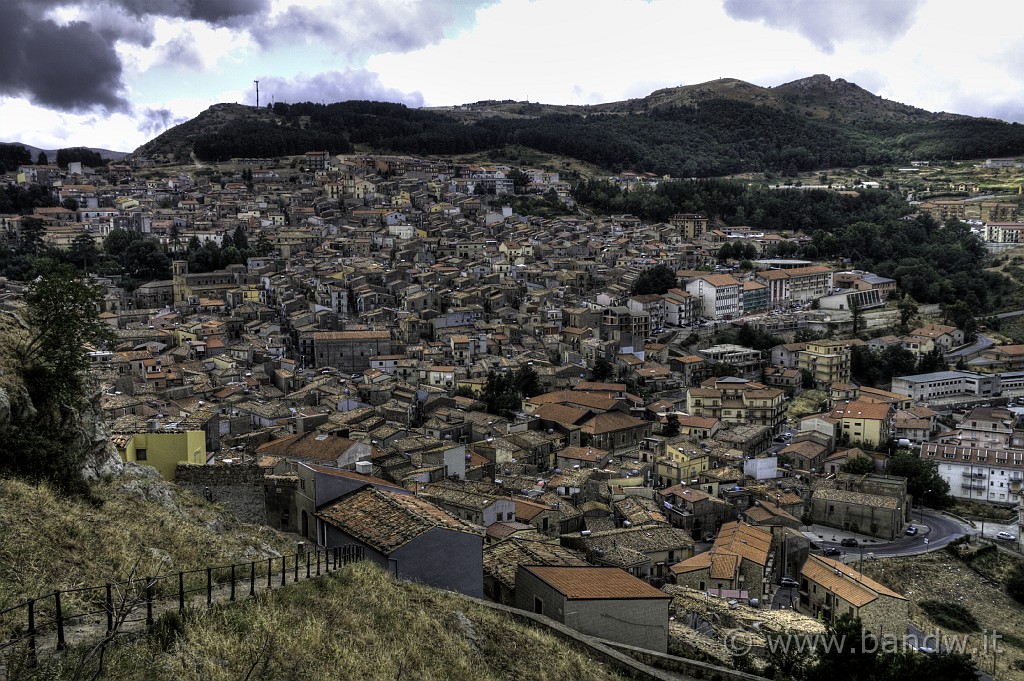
[764,614,977,681]
[630,264,677,295]
[918,601,980,632]
[0,267,114,496]
[481,367,542,419]
[884,450,951,508]
[11,562,629,681]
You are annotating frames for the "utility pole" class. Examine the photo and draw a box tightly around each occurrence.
[254,80,260,108]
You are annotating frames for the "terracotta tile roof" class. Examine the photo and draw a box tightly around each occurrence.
[801,555,905,607]
[317,486,481,554]
[581,411,647,435]
[256,432,357,461]
[710,553,739,580]
[534,403,591,426]
[522,566,670,600]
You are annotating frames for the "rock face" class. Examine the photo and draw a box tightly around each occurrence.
[0,310,124,485]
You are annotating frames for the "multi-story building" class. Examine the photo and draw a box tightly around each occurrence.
[670,213,708,240]
[828,400,894,449]
[754,265,834,307]
[686,378,786,432]
[685,274,740,320]
[662,288,697,327]
[920,442,1024,506]
[890,370,1001,404]
[797,339,852,389]
[984,222,1024,244]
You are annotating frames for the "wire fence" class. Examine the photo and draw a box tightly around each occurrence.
[0,543,364,670]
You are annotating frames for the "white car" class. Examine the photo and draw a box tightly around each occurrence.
[996,531,1017,541]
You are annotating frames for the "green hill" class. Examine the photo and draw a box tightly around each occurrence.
[131,75,1024,176]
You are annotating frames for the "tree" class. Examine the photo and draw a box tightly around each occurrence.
[717,242,735,261]
[885,450,950,508]
[36,151,48,165]
[592,357,614,382]
[232,224,249,252]
[897,295,919,330]
[841,455,875,474]
[1,267,115,495]
[68,232,99,271]
[631,264,677,295]
[17,216,46,256]
[120,239,171,281]
[103,227,140,258]
[941,300,977,341]
[663,413,680,437]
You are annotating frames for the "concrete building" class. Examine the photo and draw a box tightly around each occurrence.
[309,330,393,372]
[685,274,740,320]
[797,339,852,389]
[515,565,672,653]
[890,370,1001,404]
[921,443,1024,506]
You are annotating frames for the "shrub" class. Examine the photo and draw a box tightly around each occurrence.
[919,600,980,631]
[1007,563,1024,606]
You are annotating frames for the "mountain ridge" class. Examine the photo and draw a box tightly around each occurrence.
[129,74,1024,175]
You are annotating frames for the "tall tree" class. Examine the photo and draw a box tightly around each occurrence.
[36,151,48,165]
[631,264,677,295]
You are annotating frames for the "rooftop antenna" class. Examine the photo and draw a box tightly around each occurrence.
[254,80,259,108]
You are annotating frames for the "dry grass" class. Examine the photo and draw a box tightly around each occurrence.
[859,549,1024,680]
[23,562,629,681]
[788,389,827,421]
[0,475,296,616]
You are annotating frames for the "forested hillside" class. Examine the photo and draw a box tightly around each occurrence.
[135,75,1024,175]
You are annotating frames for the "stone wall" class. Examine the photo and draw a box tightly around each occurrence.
[175,462,266,525]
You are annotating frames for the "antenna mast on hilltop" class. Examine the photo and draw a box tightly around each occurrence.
[254,80,260,108]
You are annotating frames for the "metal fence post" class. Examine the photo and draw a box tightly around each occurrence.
[267,558,272,589]
[145,578,154,627]
[316,550,321,576]
[105,583,113,634]
[27,599,36,666]
[281,556,286,586]
[306,551,311,579]
[249,561,255,597]
[54,590,66,650]
[230,564,236,601]
[206,567,213,606]
[294,553,299,583]
[178,572,185,612]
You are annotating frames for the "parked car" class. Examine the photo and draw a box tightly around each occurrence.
[905,526,918,536]
[822,547,841,556]
[997,531,1017,541]
[780,577,800,588]
[840,538,858,547]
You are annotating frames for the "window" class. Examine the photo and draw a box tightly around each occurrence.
[534,597,543,615]
[135,448,147,461]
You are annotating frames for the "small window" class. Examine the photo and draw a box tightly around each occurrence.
[135,448,147,461]
[534,597,543,615]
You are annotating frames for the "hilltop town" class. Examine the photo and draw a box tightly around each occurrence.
[3,146,1024,678]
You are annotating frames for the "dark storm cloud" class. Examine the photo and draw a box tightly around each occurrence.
[0,2,129,111]
[139,107,188,136]
[112,0,271,25]
[258,71,424,107]
[723,0,924,53]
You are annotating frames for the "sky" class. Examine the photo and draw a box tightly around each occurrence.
[2,0,1023,153]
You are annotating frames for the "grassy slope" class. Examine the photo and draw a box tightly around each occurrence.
[22,562,629,681]
[0,475,296,610]
[859,550,1024,680]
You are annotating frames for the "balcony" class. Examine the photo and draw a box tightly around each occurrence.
[960,471,986,479]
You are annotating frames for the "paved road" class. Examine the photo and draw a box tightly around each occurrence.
[946,334,994,359]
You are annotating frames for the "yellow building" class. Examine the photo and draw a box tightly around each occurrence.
[657,445,710,487]
[113,428,207,480]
